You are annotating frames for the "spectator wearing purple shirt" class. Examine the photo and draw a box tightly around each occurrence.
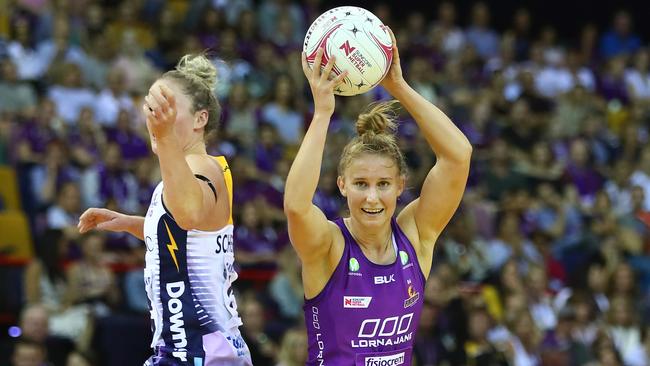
[196,8,225,50]
[312,170,343,220]
[231,156,281,207]
[234,201,280,269]
[254,123,283,173]
[80,143,138,213]
[133,157,157,214]
[413,301,453,365]
[13,99,65,163]
[68,106,107,167]
[105,109,149,163]
[234,9,260,64]
[598,56,630,105]
[29,140,80,210]
[563,139,604,204]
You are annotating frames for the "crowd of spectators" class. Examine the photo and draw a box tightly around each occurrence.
[1,0,650,365]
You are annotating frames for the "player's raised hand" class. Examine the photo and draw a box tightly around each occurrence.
[301,47,348,117]
[380,27,406,93]
[143,83,178,141]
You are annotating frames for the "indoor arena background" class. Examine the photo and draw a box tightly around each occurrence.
[1,0,650,365]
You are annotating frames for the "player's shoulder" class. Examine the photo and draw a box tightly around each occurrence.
[185,154,225,179]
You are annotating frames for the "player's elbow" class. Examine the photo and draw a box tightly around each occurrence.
[460,142,473,162]
[283,196,310,216]
[451,141,473,165]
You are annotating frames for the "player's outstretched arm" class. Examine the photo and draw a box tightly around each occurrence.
[284,48,347,263]
[383,28,472,256]
[78,208,145,240]
[144,84,227,231]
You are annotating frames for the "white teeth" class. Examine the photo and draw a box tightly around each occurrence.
[362,208,383,214]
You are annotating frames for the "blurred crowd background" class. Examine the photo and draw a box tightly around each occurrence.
[1,0,650,365]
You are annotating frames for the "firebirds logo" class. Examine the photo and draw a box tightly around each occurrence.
[403,285,420,308]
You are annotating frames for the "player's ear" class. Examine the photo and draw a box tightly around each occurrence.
[337,175,347,197]
[194,110,208,130]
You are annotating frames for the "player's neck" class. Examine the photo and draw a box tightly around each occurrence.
[344,218,393,259]
[184,140,207,156]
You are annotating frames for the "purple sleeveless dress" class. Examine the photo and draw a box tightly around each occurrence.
[304,217,426,366]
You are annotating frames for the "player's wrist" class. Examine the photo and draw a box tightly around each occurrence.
[384,79,409,95]
[312,110,333,120]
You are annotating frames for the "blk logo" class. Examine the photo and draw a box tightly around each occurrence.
[339,40,356,56]
[374,274,395,285]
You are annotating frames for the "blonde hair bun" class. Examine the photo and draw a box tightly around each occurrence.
[175,54,217,91]
[355,101,399,136]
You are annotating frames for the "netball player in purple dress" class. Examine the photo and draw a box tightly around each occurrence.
[284,29,473,365]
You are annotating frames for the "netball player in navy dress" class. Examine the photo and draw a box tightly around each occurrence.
[78,54,252,366]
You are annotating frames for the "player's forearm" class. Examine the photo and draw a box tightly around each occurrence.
[284,114,330,214]
[389,81,472,163]
[155,138,205,227]
[124,215,145,240]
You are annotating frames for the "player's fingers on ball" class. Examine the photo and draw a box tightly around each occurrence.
[313,47,324,78]
[387,26,396,43]
[331,70,348,87]
[301,52,310,76]
[321,56,336,82]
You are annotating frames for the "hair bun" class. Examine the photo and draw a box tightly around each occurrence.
[175,54,217,91]
[355,101,399,136]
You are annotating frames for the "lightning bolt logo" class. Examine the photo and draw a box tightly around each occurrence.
[164,221,180,272]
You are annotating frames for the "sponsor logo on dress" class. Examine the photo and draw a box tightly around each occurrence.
[403,285,420,308]
[400,251,413,269]
[374,274,395,285]
[164,220,180,272]
[364,352,405,366]
[344,296,372,308]
[349,257,360,271]
[349,257,362,276]
[352,313,414,348]
[399,251,408,265]
[166,281,187,361]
